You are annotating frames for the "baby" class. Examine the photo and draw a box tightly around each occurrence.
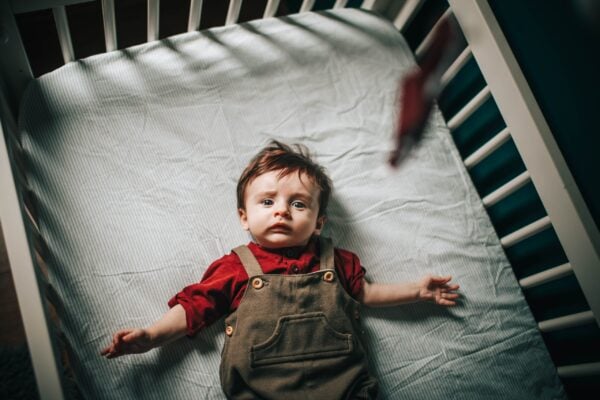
[102,141,459,399]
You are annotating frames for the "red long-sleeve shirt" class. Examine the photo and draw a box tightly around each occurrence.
[168,239,366,336]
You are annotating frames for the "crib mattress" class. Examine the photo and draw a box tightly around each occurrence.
[19,8,565,399]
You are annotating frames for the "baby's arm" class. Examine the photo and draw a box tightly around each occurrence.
[360,275,459,307]
[101,304,187,359]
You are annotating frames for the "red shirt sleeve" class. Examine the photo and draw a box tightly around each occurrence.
[168,244,365,336]
[168,253,248,337]
[333,248,365,300]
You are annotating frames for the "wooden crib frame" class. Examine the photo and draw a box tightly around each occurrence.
[1,1,599,398]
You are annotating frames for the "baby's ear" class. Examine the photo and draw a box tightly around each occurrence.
[315,215,326,233]
[238,208,249,231]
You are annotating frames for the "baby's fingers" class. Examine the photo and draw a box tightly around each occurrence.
[443,284,460,292]
[439,298,457,306]
[437,292,460,307]
[431,275,452,284]
[101,330,131,358]
[100,344,121,359]
[446,285,460,291]
[113,329,131,342]
[122,329,144,344]
[100,345,112,356]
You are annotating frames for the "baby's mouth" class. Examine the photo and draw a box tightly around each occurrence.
[269,223,291,232]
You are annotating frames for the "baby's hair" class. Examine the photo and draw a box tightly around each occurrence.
[237,140,332,217]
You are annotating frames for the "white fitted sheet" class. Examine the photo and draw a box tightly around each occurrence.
[20,8,565,399]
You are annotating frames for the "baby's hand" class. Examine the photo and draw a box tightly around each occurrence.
[418,275,460,307]
[100,328,154,359]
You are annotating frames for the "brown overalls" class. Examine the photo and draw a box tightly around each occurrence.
[220,237,378,400]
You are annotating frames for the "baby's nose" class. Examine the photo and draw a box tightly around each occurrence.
[274,203,290,217]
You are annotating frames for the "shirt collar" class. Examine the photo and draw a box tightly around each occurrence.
[247,236,319,263]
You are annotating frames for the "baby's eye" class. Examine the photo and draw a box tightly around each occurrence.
[291,201,306,209]
[261,199,274,206]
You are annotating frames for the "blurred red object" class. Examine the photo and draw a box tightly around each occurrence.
[390,17,459,167]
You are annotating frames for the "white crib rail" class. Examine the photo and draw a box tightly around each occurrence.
[391,0,423,31]
[519,262,573,290]
[481,170,531,208]
[440,45,471,88]
[463,127,511,169]
[414,7,451,59]
[226,0,243,26]
[52,6,75,63]
[264,0,281,19]
[0,81,65,399]
[147,0,160,41]
[188,0,204,32]
[101,0,117,51]
[446,86,491,131]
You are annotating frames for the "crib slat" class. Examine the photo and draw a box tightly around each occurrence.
[500,215,551,248]
[226,0,243,25]
[101,0,117,51]
[264,0,280,18]
[34,250,50,280]
[447,86,491,131]
[538,310,595,333]
[52,6,75,63]
[519,263,573,289]
[188,0,203,31]
[557,361,600,378]
[464,127,510,169]
[147,0,160,41]
[440,46,472,88]
[263,0,280,18]
[300,0,316,13]
[334,0,349,8]
[392,0,424,31]
[415,8,451,59]
[360,0,376,10]
[482,170,531,207]
[24,200,40,236]
[21,188,38,224]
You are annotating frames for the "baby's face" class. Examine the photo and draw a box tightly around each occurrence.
[239,170,324,249]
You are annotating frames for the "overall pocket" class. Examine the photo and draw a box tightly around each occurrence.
[251,312,353,367]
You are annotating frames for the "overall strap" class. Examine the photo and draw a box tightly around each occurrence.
[232,246,264,277]
[319,236,335,271]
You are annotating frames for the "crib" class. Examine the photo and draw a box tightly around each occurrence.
[1,1,599,399]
